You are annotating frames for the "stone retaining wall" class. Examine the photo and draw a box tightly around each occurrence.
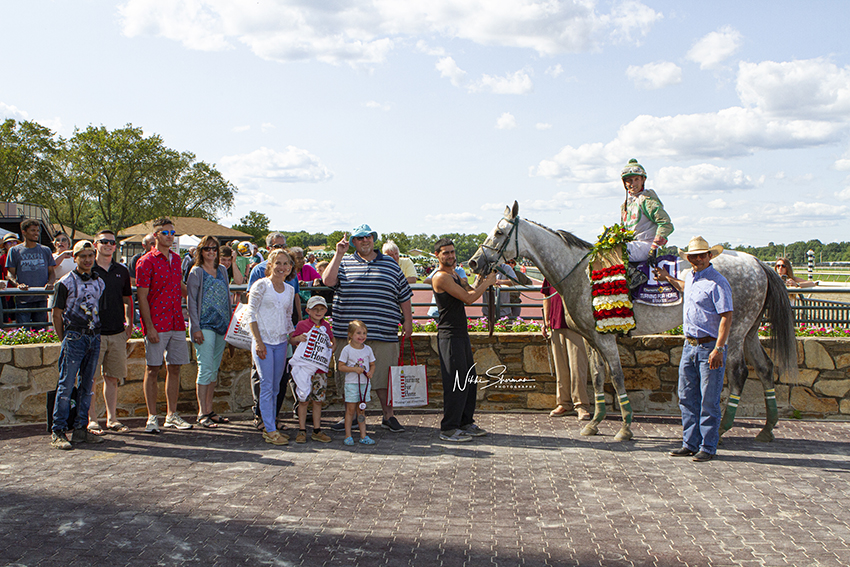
[2,335,849,425]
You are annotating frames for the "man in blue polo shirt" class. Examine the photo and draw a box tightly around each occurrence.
[323,224,413,433]
[654,236,733,463]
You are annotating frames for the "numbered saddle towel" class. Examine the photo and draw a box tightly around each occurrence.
[631,255,682,306]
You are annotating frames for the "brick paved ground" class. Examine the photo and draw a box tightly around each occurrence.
[1,412,848,566]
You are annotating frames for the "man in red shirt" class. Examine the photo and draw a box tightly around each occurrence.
[136,218,192,433]
[541,278,592,421]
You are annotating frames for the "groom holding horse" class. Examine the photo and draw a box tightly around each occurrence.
[654,237,733,462]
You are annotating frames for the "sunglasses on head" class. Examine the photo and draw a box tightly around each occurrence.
[97,239,117,246]
[159,230,177,236]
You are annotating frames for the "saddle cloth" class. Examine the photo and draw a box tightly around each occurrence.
[631,255,682,306]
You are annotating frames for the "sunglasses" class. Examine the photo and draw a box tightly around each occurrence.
[269,244,287,249]
[775,264,787,268]
[159,230,177,236]
[97,239,117,246]
[54,238,69,244]
[201,246,218,252]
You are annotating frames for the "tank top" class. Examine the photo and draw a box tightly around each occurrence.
[435,272,468,337]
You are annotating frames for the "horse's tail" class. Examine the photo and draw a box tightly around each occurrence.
[759,263,798,379]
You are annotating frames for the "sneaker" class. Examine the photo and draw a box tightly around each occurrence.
[343,436,355,446]
[263,430,288,445]
[50,432,72,450]
[311,431,332,443]
[459,423,488,437]
[295,430,307,444]
[330,419,346,432]
[359,436,376,445]
[381,416,405,432]
[439,429,472,443]
[163,413,193,430]
[145,415,160,434]
[71,427,105,444]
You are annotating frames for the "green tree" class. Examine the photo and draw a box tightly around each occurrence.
[383,232,411,253]
[231,211,270,242]
[0,119,59,203]
[326,230,349,252]
[150,156,235,222]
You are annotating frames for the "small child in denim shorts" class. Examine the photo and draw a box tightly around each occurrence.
[337,320,376,446]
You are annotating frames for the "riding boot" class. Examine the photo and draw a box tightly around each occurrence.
[627,263,647,289]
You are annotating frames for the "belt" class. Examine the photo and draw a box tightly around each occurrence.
[685,336,715,346]
[66,327,98,336]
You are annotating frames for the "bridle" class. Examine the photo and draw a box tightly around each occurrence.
[477,215,590,299]
[478,216,520,273]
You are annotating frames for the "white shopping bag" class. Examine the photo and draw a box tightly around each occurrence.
[224,303,253,350]
[388,337,428,408]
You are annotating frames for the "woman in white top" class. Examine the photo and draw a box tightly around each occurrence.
[247,248,295,445]
[52,232,76,281]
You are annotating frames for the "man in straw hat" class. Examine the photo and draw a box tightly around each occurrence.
[620,158,673,265]
[653,236,733,462]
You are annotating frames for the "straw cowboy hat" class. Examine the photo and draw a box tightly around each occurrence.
[679,236,723,260]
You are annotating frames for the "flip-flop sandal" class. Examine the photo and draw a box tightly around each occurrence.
[198,415,218,429]
[87,423,107,436]
[106,422,131,433]
[208,412,230,424]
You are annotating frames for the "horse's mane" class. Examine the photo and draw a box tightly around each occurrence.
[526,219,593,250]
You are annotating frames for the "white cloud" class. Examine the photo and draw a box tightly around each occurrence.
[545,64,564,78]
[470,69,533,94]
[220,146,333,184]
[496,112,517,130]
[696,201,849,229]
[737,59,850,120]
[1,102,29,120]
[366,100,392,111]
[534,57,850,182]
[232,125,250,132]
[686,26,742,70]
[425,212,483,231]
[836,187,850,201]
[654,164,758,194]
[536,123,553,130]
[119,0,662,66]
[415,40,445,57]
[626,61,682,90]
[707,199,728,209]
[436,56,467,87]
[261,122,275,132]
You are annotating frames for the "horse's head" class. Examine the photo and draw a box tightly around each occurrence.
[469,201,520,275]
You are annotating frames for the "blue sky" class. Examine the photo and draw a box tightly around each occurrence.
[3,1,849,247]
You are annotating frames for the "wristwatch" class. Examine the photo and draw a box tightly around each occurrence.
[713,345,726,353]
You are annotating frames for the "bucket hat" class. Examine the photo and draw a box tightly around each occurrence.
[350,224,378,240]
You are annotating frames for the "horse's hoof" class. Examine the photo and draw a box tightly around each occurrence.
[580,423,598,436]
[755,429,775,443]
[614,427,633,442]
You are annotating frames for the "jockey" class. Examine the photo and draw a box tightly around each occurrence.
[620,158,673,265]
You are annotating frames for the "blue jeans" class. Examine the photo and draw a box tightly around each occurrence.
[253,341,288,433]
[678,341,726,455]
[52,331,101,433]
[16,299,48,329]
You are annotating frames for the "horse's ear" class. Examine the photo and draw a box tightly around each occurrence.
[503,204,511,218]
[511,201,519,219]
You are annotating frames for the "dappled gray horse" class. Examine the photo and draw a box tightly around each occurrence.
[469,202,797,442]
